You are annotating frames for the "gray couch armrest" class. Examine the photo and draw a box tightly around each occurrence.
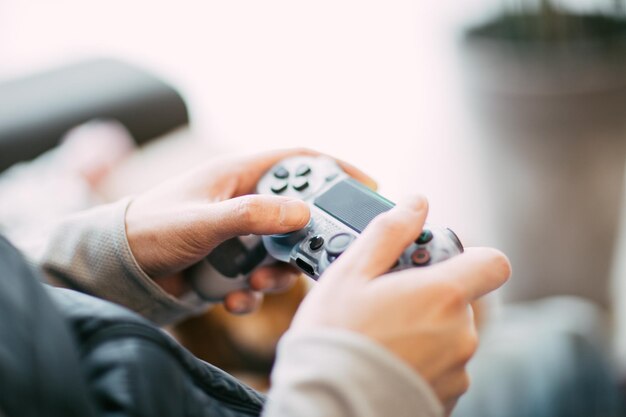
[0,58,189,173]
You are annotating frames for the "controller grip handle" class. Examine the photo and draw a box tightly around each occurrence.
[188,235,271,301]
[188,261,253,301]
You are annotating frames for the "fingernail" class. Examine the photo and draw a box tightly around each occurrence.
[232,297,251,314]
[254,275,273,291]
[261,272,299,292]
[414,195,428,210]
[365,179,378,191]
[280,199,310,227]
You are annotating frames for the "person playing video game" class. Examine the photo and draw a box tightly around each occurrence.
[2,148,510,417]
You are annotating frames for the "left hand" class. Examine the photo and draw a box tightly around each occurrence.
[125,148,376,314]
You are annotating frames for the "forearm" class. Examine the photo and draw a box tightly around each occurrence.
[264,328,443,417]
[34,198,207,325]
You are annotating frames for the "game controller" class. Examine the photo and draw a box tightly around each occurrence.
[188,156,464,301]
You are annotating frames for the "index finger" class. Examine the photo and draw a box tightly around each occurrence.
[398,247,511,301]
[234,148,377,194]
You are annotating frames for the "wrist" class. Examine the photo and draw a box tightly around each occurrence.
[124,196,157,277]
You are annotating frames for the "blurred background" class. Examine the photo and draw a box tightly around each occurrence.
[2,0,626,412]
[0,0,496,227]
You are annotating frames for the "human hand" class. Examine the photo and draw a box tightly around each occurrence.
[125,148,375,314]
[289,195,511,414]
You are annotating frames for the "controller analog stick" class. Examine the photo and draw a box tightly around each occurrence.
[270,220,313,247]
[325,233,354,261]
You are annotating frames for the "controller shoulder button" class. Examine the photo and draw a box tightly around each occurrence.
[411,248,431,266]
[445,228,464,252]
[271,180,289,193]
[273,166,290,179]
[416,229,434,245]
[292,177,309,191]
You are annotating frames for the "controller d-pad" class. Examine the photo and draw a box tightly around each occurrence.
[296,164,312,176]
[411,249,430,266]
[273,166,289,179]
[292,177,309,191]
[271,180,289,193]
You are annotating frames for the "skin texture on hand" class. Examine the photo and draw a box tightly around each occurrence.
[289,195,511,415]
[124,148,376,314]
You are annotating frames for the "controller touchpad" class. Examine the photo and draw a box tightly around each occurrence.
[314,178,393,233]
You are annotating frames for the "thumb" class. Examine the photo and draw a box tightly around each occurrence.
[207,194,310,241]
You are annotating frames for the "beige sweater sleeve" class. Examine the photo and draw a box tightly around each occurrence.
[35,197,208,325]
[264,328,444,417]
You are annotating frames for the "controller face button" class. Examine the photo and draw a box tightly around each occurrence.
[292,177,309,191]
[326,233,354,258]
[273,166,290,179]
[416,229,434,245]
[295,164,312,176]
[411,249,431,266]
[271,180,289,193]
[308,235,325,251]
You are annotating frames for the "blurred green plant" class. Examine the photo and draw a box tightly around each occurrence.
[470,0,626,41]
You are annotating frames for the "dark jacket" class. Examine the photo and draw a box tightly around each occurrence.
[0,235,264,417]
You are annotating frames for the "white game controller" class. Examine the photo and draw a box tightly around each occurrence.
[188,156,464,301]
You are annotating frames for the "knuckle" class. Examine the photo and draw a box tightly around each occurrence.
[458,330,479,363]
[297,146,315,154]
[235,197,260,225]
[458,371,471,394]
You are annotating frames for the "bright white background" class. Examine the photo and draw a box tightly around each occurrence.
[0,0,504,244]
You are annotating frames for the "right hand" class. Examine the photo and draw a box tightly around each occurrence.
[290,195,511,414]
